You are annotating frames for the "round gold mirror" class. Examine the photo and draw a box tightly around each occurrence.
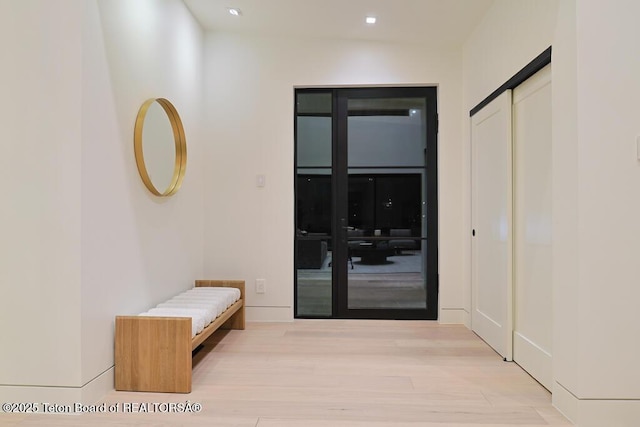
[134,98,187,196]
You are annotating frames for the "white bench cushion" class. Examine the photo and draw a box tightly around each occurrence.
[184,287,240,308]
[156,301,218,324]
[169,295,228,317]
[137,287,241,338]
[139,308,207,337]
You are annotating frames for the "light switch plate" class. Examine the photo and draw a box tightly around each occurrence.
[256,174,266,187]
[256,278,266,294]
[637,136,640,160]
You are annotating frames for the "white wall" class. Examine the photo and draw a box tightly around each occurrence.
[81,0,205,398]
[204,33,465,322]
[551,0,580,414]
[463,0,640,424]
[573,0,640,399]
[463,0,560,109]
[0,0,205,404]
[0,0,83,399]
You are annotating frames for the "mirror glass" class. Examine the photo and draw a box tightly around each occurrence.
[134,98,187,197]
[142,101,176,192]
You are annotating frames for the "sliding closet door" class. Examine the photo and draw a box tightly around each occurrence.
[471,90,513,360]
[513,65,552,389]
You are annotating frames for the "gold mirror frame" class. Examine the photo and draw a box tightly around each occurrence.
[133,98,187,197]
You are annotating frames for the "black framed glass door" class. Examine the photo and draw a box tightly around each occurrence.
[295,87,438,320]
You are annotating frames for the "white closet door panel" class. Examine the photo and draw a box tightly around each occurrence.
[513,65,552,390]
[471,90,513,360]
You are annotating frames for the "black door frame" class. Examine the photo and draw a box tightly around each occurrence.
[295,86,439,320]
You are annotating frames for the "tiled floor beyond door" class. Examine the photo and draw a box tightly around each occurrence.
[4,320,571,426]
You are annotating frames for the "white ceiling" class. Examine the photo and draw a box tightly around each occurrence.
[183,0,494,49]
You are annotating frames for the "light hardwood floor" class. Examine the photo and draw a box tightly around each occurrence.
[5,320,571,426]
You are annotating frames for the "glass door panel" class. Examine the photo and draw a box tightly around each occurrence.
[295,92,333,317]
[345,97,427,311]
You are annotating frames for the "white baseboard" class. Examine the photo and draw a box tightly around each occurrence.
[553,382,640,426]
[246,306,293,322]
[0,385,82,408]
[438,308,468,324]
[0,368,114,409]
[513,332,552,390]
[553,382,578,423]
[81,367,114,405]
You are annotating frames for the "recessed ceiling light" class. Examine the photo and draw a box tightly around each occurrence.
[227,8,242,16]
[365,16,376,24]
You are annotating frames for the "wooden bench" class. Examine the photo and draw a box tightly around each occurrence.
[115,280,245,393]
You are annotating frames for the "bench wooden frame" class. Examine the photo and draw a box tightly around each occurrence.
[115,280,245,393]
